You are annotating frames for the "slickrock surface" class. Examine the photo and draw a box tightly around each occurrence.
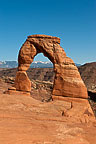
[0,80,96,144]
[15,34,88,99]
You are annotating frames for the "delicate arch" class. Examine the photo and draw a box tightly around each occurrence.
[14,35,88,99]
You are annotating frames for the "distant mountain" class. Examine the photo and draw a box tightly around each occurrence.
[31,61,53,68]
[75,63,81,67]
[0,61,53,68]
[0,61,80,68]
[0,61,18,68]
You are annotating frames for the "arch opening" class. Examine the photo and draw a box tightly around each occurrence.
[27,53,54,102]
[30,53,53,68]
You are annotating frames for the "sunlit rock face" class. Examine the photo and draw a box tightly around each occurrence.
[15,34,88,99]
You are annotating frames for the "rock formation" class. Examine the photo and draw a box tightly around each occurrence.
[14,34,88,99]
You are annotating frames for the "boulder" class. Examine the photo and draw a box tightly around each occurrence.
[15,71,31,92]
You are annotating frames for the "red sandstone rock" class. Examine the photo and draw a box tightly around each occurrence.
[15,71,31,92]
[8,87,16,91]
[14,34,88,99]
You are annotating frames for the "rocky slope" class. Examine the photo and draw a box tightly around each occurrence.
[78,62,96,91]
[0,79,96,144]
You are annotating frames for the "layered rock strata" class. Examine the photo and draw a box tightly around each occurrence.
[14,34,88,99]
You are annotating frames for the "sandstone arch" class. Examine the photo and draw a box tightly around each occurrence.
[14,34,88,99]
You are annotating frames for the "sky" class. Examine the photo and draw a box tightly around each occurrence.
[0,0,96,64]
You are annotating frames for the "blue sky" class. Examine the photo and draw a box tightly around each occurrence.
[0,0,96,64]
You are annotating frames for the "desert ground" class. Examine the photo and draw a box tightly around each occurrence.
[0,67,96,144]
